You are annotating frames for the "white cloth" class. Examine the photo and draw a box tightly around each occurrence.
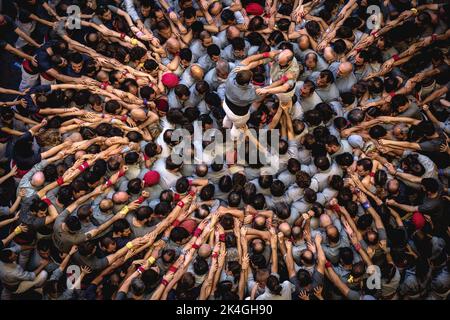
[222,100,250,140]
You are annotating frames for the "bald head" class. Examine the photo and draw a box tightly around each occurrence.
[97,70,109,82]
[227,26,240,40]
[278,222,291,237]
[323,46,336,63]
[190,64,204,80]
[393,123,408,139]
[31,171,45,187]
[319,213,332,228]
[198,244,211,258]
[99,199,113,212]
[310,217,319,229]
[278,49,294,66]
[112,191,129,204]
[166,38,180,53]
[387,179,400,194]
[216,60,230,78]
[338,62,353,77]
[296,35,309,51]
[130,108,147,121]
[292,226,302,238]
[87,32,98,43]
[254,216,266,229]
[326,225,340,243]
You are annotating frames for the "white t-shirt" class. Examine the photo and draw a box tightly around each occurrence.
[152,158,181,190]
[256,279,295,300]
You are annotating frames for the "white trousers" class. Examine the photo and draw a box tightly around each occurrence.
[222,100,250,140]
[19,66,39,92]
[40,75,56,86]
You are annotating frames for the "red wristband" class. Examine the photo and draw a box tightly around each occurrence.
[137,266,145,274]
[161,279,169,286]
[219,233,226,242]
[262,52,270,58]
[120,115,128,122]
[332,204,341,213]
[172,219,181,227]
[188,190,195,196]
[389,91,396,98]
[431,34,437,42]
[78,161,89,172]
[392,54,400,61]
[42,198,52,206]
[369,172,375,177]
[120,32,126,40]
[356,48,362,53]
[136,196,145,204]
[192,243,200,249]
[212,252,218,259]
[177,201,185,208]
[105,179,113,187]
[143,153,150,161]
[173,193,180,201]
[57,177,64,186]
[325,261,332,268]
[118,169,125,178]
[169,266,178,273]
[354,243,362,251]
[100,81,109,90]
[193,228,202,237]
[280,75,289,83]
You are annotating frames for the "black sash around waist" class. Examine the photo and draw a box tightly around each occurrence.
[225,96,251,116]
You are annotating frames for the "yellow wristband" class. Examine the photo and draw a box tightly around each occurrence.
[14,226,22,235]
[126,241,134,250]
[411,8,418,15]
[119,205,129,216]
[147,256,156,265]
[131,38,138,46]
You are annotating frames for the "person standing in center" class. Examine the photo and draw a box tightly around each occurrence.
[236,49,300,110]
[223,50,285,140]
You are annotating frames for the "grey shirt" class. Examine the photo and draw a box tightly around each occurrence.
[225,63,257,107]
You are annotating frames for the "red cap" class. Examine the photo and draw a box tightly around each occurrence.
[143,170,160,187]
[245,3,264,16]
[411,211,426,230]
[155,98,169,112]
[161,72,179,88]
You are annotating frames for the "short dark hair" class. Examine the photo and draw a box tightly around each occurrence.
[270,180,285,197]
[231,37,245,51]
[170,227,190,243]
[357,158,373,172]
[421,178,439,193]
[221,9,235,24]
[179,48,192,62]
[314,156,331,171]
[258,175,273,189]
[207,44,220,57]
[236,70,252,85]
[319,70,334,83]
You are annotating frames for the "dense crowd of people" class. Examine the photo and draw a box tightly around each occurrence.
[0,0,449,301]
